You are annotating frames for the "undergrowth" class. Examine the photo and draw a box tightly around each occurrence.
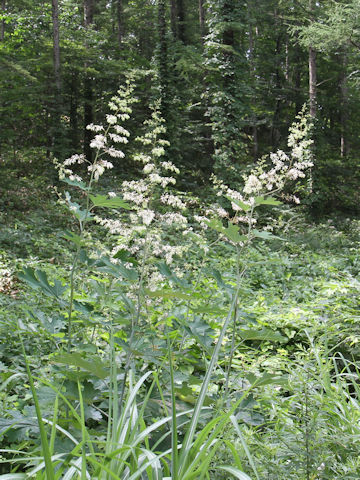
[0,88,360,479]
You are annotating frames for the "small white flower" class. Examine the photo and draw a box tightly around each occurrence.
[143,163,155,174]
[243,174,262,194]
[106,114,117,125]
[106,148,125,158]
[90,135,107,150]
[139,209,155,226]
[151,146,165,157]
[109,133,128,144]
[113,125,130,136]
[86,124,104,132]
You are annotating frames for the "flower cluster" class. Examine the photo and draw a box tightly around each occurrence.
[94,104,189,279]
[243,107,314,196]
[198,107,314,239]
[54,82,136,226]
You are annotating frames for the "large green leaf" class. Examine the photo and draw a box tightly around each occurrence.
[63,231,83,247]
[62,176,89,191]
[145,289,191,300]
[247,372,288,388]
[238,328,286,343]
[65,192,92,222]
[89,194,131,210]
[19,268,67,299]
[204,218,226,234]
[224,222,247,244]
[254,195,282,206]
[95,256,138,281]
[205,219,246,244]
[226,195,251,212]
[156,261,186,287]
[184,316,216,348]
[53,353,108,379]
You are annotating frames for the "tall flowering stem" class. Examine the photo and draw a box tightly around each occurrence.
[55,81,135,352]
[200,107,314,400]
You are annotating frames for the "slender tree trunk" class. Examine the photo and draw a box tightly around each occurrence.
[248,1,258,160]
[158,0,170,146]
[0,0,5,41]
[199,0,205,43]
[170,0,185,42]
[83,0,94,160]
[70,71,79,151]
[285,34,289,83]
[308,0,317,118]
[52,0,61,92]
[51,0,63,157]
[117,0,123,48]
[271,28,282,148]
[340,52,348,156]
[177,0,185,43]
[84,0,94,27]
[293,31,302,114]
[309,46,317,118]
[170,0,177,38]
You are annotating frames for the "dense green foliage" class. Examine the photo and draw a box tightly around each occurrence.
[1,1,360,479]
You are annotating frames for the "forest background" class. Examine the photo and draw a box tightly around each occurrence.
[1,1,360,479]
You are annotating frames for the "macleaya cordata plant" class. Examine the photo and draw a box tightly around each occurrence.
[53,80,135,351]
[10,88,314,479]
[202,106,314,239]
[96,102,189,281]
[192,107,314,406]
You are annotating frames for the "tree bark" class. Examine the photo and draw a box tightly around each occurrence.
[340,52,348,156]
[84,0,94,26]
[177,0,185,43]
[0,0,5,41]
[294,34,302,114]
[248,1,258,160]
[309,46,317,118]
[199,0,205,43]
[83,0,94,160]
[308,0,317,118]
[117,0,123,48]
[170,0,177,38]
[158,0,169,118]
[70,71,79,151]
[170,0,185,43]
[51,0,63,157]
[52,0,61,92]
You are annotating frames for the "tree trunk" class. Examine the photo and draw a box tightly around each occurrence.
[52,0,61,92]
[170,0,185,43]
[170,0,177,38]
[177,0,185,43]
[199,0,205,43]
[0,0,5,41]
[308,0,317,118]
[248,1,258,160]
[51,0,63,157]
[83,0,94,161]
[117,0,123,48]
[158,0,169,119]
[309,46,317,118]
[70,71,79,151]
[340,52,348,156]
[84,0,94,26]
[271,25,282,149]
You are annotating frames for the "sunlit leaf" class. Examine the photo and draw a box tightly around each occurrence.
[89,194,131,210]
